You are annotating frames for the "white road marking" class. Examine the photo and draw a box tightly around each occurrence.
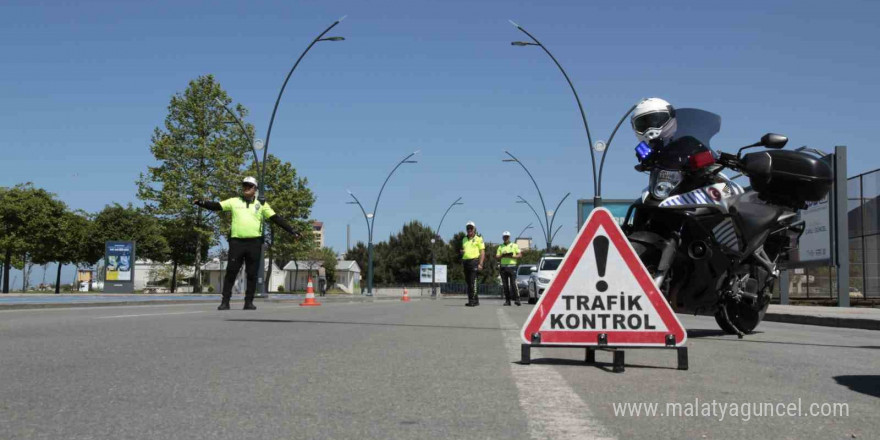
[95,311,206,319]
[0,302,213,313]
[497,309,614,440]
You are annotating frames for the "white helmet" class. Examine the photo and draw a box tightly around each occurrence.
[631,98,677,145]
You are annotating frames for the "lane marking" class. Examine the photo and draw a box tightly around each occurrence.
[497,309,614,440]
[95,311,206,319]
[0,302,213,313]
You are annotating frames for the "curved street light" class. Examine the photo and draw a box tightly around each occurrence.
[510,21,641,209]
[218,17,346,297]
[516,196,548,250]
[346,151,419,295]
[515,223,533,241]
[431,197,463,298]
[509,20,596,199]
[505,151,570,250]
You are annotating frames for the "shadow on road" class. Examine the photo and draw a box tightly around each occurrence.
[687,328,767,338]
[517,358,678,372]
[225,318,504,331]
[834,375,880,398]
[684,329,880,350]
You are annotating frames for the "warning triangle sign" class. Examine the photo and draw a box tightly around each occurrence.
[521,208,686,346]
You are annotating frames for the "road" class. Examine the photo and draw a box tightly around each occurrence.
[0,299,876,439]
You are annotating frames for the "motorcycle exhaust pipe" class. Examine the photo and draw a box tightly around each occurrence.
[688,240,713,260]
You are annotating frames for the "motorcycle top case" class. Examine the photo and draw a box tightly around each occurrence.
[741,149,832,207]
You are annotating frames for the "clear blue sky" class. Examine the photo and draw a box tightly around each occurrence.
[2,0,879,287]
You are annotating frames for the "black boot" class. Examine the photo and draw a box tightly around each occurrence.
[243,302,256,310]
[503,301,511,306]
[217,302,230,311]
[515,300,521,306]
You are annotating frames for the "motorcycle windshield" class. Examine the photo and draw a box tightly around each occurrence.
[649,108,722,170]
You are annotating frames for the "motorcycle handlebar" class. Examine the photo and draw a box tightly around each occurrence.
[717,151,740,170]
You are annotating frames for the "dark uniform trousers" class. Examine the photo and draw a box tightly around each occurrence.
[500,265,518,303]
[222,237,262,305]
[462,258,480,304]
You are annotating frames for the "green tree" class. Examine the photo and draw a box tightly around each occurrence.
[320,247,338,285]
[137,75,251,293]
[439,231,468,283]
[0,183,66,293]
[40,210,95,294]
[160,217,208,293]
[247,154,315,291]
[88,204,170,269]
[380,221,435,284]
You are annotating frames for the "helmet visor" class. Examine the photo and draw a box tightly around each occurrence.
[633,111,671,134]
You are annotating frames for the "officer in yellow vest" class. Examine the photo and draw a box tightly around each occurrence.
[496,231,522,306]
[461,221,485,307]
[194,176,300,310]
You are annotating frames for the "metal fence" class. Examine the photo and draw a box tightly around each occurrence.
[791,168,879,299]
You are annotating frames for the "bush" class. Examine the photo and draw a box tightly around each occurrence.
[207,285,214,293]
[277,285,285,293]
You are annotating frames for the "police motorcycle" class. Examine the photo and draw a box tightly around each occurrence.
[621,99,833,336]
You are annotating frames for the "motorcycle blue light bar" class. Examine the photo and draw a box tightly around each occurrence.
[636,142,653,161]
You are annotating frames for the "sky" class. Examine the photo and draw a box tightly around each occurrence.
[2,0,880,287]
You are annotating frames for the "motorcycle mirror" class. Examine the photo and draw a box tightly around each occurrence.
[759,133,788,149]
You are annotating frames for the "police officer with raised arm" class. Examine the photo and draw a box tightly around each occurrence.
[497,231,522,306]
[461,221,485,307]
[193,176,300,310]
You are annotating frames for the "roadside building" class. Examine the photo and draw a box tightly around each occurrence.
[201,259,286,293]
[334,260,361,294]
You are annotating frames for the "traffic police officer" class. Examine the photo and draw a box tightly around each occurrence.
[194,176,300,310]
[461,221,485,307]
[496,231,522,306]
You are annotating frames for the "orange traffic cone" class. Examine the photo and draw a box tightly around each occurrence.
[300,277,321,307]
[401,286,411,302]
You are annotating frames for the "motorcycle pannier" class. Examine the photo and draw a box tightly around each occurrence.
[741,150,832,207]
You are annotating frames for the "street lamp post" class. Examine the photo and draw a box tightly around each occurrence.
[504,151,570,250]
[346,151,419,296]
[218,17,346,298]
[515,223,533,246]
[432,197,463,298]
[510,21,641,209]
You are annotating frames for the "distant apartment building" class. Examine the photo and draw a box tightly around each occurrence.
[312,220,324,248]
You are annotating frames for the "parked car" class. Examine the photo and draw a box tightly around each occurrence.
[516,264,537,299]
[527,255,563,304]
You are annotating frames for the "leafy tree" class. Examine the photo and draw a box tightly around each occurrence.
[0,183,66,293]
[42,210,94,294]
[137,75,251,292]
[320,247,338,285]
[380,221,435,284]
[88,204,170,268]
[159,217,208,293]
[439,231,468,283]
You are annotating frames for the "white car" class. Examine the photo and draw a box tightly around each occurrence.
[527,255,563,304]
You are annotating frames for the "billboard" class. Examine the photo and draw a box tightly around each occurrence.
[577,199,633,230]
[104,241,135,293]
[420,264,447,283]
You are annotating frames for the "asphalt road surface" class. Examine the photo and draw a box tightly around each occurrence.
[0,299,876,439]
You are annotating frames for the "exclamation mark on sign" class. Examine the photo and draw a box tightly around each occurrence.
[593,236,609,293]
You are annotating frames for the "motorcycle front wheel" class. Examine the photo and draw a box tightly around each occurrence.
[715,298,769,334]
